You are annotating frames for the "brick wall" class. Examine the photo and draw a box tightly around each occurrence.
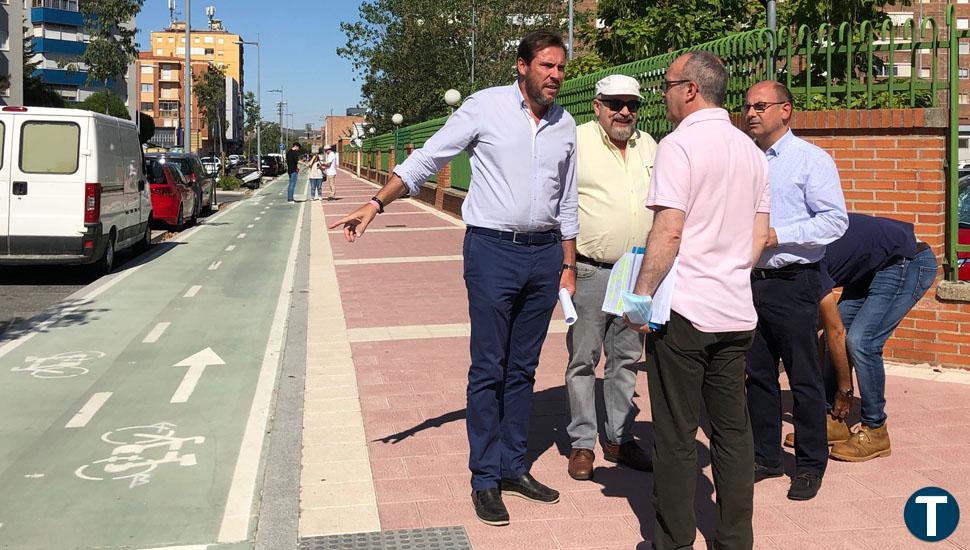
[346,107,970,370]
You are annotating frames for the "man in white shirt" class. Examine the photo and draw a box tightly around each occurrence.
[324,145,339,200]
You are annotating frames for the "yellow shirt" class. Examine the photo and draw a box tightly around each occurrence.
[575,120,658,264]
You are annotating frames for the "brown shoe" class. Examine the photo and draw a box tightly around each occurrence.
[783,416,851,448]
[568,448,595,480]
[603,441,652,472]
[830,423,892,462]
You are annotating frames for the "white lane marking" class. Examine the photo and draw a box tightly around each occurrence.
[247,224,254,229]
[218,200,304,542]
[139,545,209,550]
[170,348,226,403]
[208,261,222,271]
[24,473,44,479]
[142,322,171,343]
[225,245,236,252]
[65,392,113,428]
[184,286,202,298]
[254,217,261,220]
[237,233,247,239]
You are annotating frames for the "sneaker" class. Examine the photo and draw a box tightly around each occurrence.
[787,472,823,501]
[754,463,783,483]
[471,488,509,526]
[500,473,559,504]
[830,423,891,462]
[603,440,652,472]
[784,415,851,448]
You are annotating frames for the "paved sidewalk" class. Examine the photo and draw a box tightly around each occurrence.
[300,168,970,549]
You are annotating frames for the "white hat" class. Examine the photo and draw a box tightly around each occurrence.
[595,74,642,99]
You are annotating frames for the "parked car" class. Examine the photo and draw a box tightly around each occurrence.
[227,154,241,167]
[260,155,284,176]
[200,156,222,175]
[146,158,196,229]
[958,175,970,280]
[145,153,217,215]
[0,106,152,274]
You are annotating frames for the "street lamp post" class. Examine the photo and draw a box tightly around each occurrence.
[184,0,192,152]
[234,35,260,162]
[269,88,283,154]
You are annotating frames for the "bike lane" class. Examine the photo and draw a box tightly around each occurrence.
[0,176,303,549]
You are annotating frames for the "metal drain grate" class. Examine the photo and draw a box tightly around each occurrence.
[299,526,470,550]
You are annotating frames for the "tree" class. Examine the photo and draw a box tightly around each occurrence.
[242,91,260,156]
[22,18,65,107]
[138,112,155,144]
[79,0,144,87]
[339,0,568,132]
[193,64,227,156]
[257,121,281,156]
[77,91,130,119]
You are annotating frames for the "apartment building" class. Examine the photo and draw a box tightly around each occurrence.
[144,19,243,153]
[1,1,24,106]
[29,0,135,115]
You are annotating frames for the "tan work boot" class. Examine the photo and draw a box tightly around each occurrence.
[783,415,851,448]
[830,423,891,462]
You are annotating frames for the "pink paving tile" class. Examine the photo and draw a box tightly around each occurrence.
[377,502,423,530]
[545,517,642,549]
[566,488,650,518]
[856,527,958,549]
[849,469,938,498]
[846,496,909,529]
[366,437,438,460]
[779,501,867,533]
[361,212,455,230]
[356,382,415,398]
[329,228,466,260]
[369,457,409,480]
[362,408,425,425]
[337,263,468,328]
[464,521,560,550]
[374,477,452,503]
[415,498,482,528]
[359,395,390,411]
[916,467,970,494]
[750,505,806,537]
[321,199,426,216]
[768,531,870,550]
[503,494,584,521]
[402,454,470,477]
[386,392,448,410]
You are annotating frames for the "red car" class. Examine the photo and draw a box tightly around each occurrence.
[959,176,970,280]
[147,158,197,230]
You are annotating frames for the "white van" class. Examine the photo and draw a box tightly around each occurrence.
[0,107,152,273]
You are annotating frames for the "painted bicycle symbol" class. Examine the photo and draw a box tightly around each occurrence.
[75,422,205,489]
[12,351,105,379]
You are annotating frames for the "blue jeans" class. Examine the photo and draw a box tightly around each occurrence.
[287,171,298,201]
[309,178,322,198]
[825,247,938,428]
[463,228,562,490]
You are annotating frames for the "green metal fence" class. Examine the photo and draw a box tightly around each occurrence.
[349,7,968,278]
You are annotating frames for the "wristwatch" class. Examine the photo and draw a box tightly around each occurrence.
[836,387,854,398]
[561,263,577,274]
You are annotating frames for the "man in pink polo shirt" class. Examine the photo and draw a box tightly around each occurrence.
[625,51,771,549]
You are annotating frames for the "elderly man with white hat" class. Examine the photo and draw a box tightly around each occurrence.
[564,73,657,481]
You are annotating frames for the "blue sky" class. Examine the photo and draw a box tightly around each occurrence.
[135,0,365,130]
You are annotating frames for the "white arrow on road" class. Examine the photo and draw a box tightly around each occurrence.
[171,348,226,403]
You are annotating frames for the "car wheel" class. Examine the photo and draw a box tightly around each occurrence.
[133,217,151,254]
[89,232,115,277]
[175,205,185,231]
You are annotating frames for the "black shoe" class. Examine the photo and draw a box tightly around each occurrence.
[500,473,559,504]
[754,463,783,483]
[787,472,823,501]
[471,488,509,526]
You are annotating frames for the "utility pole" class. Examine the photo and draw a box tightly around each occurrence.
[767,0,777,75]
[470,6,475,86]
[184,0,192,152]
[568,0,574,60]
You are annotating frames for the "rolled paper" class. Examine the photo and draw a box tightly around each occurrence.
[559,288,578,326]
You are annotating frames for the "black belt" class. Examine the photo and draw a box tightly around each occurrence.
[752,262,819,280]
[466,226,561,245]
[887,241,932,267]
[577,254,614,270]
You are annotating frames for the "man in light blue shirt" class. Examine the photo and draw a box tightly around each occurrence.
[742,80,848,501]
[331,29,577,527]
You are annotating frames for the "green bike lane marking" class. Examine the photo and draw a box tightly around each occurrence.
[0,176,305,549]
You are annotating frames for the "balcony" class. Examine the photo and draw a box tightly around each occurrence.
[159,71,179,82]
[34,68,87,87]
[159,90,180,100]
[32,37,86,56]
[31,7,83,27]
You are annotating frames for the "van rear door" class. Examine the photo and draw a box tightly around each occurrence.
[7,115,85,255]
[0,115,10,255]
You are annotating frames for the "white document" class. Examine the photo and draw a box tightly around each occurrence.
[559,288,578,325]
[602,252,678,327]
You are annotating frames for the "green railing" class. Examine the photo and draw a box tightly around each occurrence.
[349,7,968,278]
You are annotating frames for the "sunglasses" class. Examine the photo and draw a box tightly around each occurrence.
[739,101,787,113]
[598,98,641,113]
[661,79,691,92]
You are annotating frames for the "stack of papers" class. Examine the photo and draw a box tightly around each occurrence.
[601,249,678,327]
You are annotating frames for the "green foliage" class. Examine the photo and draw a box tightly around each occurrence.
[80,0,144,86]
[76,91,130,119]
[257,121,281,155]
[243,91,259,137]
[218,175,242,190]
[193,64,227,154]
[139,112,155,144]
[776,0,910,30]
[339,0,568,132]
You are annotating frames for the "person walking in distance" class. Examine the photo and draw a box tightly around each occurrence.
[324,145,338,200]
[307,150,324,200]
[624,52,771,549]
[329,29,578,527]
[285,141,303,203]
[565,74,656,481]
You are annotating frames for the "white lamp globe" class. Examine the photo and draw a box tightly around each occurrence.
[391,113,404,126]
[368,127,376,134]
[444,89,462,106]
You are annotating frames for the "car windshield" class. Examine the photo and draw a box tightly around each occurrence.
[165,157,196,177]
[959,179,970,227]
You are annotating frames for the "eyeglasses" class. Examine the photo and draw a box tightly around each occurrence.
[661,79,691,93]
[739,101,787,113]
[598,98,641,113]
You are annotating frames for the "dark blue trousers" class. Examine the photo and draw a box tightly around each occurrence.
[463,229,562,490]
